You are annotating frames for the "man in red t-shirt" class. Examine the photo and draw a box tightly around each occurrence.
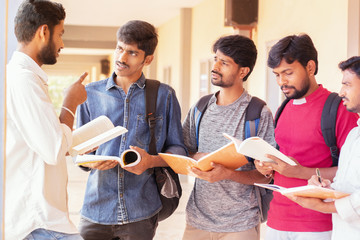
[255,34,359,240]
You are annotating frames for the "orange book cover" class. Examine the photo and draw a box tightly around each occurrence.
[254,183,350,200]
[159,141,248,175]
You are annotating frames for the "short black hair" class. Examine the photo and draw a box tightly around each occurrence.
[267,34,318,75]
[15,0,65,44]
[116,20,158,57]
[339,56,360,78]
[212,35,257,81]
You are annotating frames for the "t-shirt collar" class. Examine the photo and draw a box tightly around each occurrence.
[292,84,324,105]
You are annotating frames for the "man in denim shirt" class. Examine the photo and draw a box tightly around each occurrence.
[77,20,187,240]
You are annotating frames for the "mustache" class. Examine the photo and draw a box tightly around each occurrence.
[116,61,129,68]
[211,70,222,78]
[281,85,295,90]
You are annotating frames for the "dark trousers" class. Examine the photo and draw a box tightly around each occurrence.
[79,215,158,240]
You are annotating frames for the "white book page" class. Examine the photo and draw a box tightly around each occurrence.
[70,126,127,156]
[223,133,296,166]
[75,154,121,164]
[281,185,318,194]
[75,149,140,168]
[254,183,287,192]
[72,115,114,147]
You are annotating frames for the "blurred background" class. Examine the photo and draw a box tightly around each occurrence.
[1,0,360,239]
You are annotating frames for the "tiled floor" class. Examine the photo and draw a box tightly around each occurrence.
[67,157,266,239]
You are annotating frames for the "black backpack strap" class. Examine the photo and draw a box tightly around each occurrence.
[145,80,182,221]
[274,98,290,150]
[145,79,160,155]
[321,92,342,166]
[194,94,213,148]
[244,97,266,138]
[274,98,290,128]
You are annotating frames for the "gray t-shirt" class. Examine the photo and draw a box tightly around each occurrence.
[182,91,276,232]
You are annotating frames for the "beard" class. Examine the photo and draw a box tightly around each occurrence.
[37,34,57,65]
[211,70,234,88]
[282,75,311,99]
[342,98,360,113]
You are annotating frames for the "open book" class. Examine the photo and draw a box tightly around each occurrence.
[69,115,128,156]
[159,141,249,175]
[159,133,296,175]
[74,149,141,168]
[223,133,296,166]
[254,183,350,200]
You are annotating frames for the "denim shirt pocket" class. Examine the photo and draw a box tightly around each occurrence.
[135,114,163,149]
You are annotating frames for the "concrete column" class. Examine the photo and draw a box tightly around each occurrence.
[347,0,360,57]
[0,1,8,237]
[1,1,22,237]
[179,8,192,118]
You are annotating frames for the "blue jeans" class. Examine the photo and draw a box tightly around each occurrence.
[23,228,83,240]
[79,214,158,240]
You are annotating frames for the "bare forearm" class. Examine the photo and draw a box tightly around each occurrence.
[294,166,338,181]
[287,194,338,214]
[59,107,76,130]
[150,154,169,168]
[227,169,271,185]
[318,201,337,213]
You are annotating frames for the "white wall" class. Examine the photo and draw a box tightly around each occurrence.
[158,0,353,114]
[250,0,349,100]
[190,0,234,106]
[157,16,181,93]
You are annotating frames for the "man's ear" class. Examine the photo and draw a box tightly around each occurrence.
[144,55,154,66]
[239,67,250,79]
[306,60,316,75]
[38,24,49,42]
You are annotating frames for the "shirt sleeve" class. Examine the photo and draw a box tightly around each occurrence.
[335,190,360,222]
[256,105,276,147]
[161,88,188,156]
[76,96,96,167]
[76,97,91,129]
[182,104,198,154]
[7,71,71,165]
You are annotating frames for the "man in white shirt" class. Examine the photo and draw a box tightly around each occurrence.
[286,56,360,240]
[5,0,87,239]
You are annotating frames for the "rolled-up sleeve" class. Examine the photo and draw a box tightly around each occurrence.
[335,191,360,222]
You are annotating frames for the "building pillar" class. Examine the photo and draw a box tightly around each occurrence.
[347,0,360,57]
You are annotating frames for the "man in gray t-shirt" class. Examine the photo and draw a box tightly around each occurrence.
[182,35,276,240]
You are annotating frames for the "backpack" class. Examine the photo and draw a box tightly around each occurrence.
[145,79,182,222]
[274,92,342,166]
[193,93,273,223]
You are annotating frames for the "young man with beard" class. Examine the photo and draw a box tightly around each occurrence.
[76,20,187,240]
[6,0,87,239]
[182,35,276,240]
[286,56,360,240]
[255,34,359,240]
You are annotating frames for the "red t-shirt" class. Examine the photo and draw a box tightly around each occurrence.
[268,85,359,232]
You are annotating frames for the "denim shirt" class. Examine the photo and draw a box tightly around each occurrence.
[77,73,187,224]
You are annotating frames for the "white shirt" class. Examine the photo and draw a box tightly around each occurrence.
[5,51,78,240]
[331,119,360,240]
